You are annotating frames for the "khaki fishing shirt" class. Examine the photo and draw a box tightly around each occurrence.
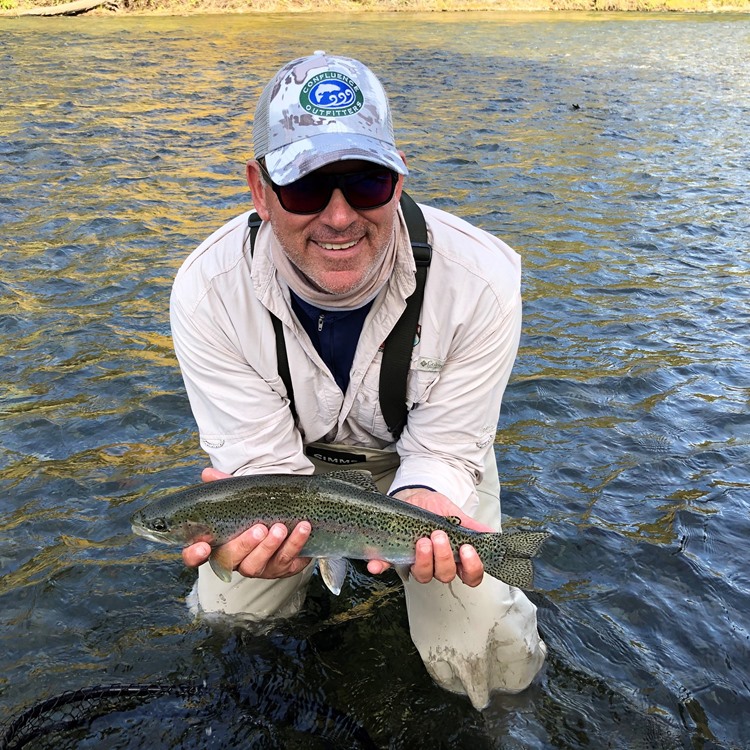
[170,203,522,518]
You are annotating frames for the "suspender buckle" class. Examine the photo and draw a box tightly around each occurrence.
[410,242,432,266]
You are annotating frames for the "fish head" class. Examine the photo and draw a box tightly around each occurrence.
[130,507,215,547]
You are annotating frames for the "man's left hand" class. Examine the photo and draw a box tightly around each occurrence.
[367,489,491,588]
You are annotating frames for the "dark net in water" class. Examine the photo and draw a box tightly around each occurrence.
[0,682,378,750]
[0,684,199,750]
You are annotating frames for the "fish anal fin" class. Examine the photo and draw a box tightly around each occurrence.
[319,558,348,595]
[208,545,234,583]
[394,564,411,584]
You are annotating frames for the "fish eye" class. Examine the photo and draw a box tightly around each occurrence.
[152,518,168,532]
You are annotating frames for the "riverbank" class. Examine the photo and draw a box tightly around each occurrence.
[3,0,750,15]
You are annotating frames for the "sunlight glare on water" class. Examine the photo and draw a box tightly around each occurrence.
[1,12,749,749]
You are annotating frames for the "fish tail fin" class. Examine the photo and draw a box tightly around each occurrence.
[487,557,535,590]
[472,531,549,590]
[502,530,550,559]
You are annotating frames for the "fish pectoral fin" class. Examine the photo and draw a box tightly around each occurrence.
[318,558,348,596]
[208,545,234,583]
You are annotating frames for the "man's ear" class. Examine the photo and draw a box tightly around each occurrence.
[394,150,408,202]
[393,173,405,205]
[246,161,270,220]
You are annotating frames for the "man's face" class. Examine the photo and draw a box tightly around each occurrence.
[247,159,404,296]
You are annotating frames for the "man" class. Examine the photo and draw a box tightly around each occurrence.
[170,51,546,710]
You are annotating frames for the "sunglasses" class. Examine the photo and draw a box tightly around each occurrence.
[257,161,398,215]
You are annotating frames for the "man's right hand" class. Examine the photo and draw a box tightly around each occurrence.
[180,468,313,580]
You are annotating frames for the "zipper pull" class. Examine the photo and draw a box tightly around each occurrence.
[317,313,325,332]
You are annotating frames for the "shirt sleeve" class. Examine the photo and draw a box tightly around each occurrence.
[170,282,312,477]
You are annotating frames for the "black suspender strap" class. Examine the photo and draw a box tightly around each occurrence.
[379,192,432,439]
[247,212,261,247]
[270,310,297,423]
[246,191,431,438]
[247,212,297,423]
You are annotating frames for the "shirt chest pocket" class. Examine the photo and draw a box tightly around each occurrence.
[352,353,444,439]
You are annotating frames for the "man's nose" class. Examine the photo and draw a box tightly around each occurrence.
[319,188,359,228]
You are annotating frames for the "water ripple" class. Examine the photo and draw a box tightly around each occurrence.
[1,12,749,750]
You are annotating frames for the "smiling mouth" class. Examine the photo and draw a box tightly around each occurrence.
[316,239,360,251]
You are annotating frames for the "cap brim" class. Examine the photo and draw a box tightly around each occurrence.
[264,132,408,186]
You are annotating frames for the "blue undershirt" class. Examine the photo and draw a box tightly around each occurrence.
[290,291,373,393]
[290,292,436,495]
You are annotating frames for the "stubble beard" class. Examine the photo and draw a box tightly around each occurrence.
[277,229,391,297]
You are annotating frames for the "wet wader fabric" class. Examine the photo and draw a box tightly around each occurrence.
[195,442,546,710]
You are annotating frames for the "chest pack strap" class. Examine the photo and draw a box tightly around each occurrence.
[246,191,432,440]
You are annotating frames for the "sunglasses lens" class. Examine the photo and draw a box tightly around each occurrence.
[275,175,327,213]
[277,169,396,214]
[344,170,396,209]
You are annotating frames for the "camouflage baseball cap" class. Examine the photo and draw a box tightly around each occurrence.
[253,51,408,186]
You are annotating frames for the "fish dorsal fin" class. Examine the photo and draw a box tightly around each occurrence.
[444,515,462,526]
[326,470,379,493]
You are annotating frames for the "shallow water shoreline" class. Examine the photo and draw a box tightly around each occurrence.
[4,0,750,16]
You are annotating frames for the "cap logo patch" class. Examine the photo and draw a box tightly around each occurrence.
[300,72,364,117]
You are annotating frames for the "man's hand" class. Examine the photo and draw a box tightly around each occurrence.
[180,468,312,580]
[366,488,492,588]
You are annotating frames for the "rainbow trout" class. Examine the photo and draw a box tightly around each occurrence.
[131,470,548,593]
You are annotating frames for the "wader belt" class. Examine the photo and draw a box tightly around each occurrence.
[247,191,432,440]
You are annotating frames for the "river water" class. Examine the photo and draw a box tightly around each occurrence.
[1,10,748,750]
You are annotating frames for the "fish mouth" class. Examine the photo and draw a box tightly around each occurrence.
[131,522,173,544]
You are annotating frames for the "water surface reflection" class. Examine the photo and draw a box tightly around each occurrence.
[1,11,748,749]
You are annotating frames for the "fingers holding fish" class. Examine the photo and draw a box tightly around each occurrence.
[457,544,484,588]
[410,536,438,584]
[201,467,232,483]
[234,521,313,580]
[179,526,273,571]
[366,559,391,575]
[430,531,458,584]
[196,468,313,581]
[182,541,213,568]
[392,488,493,533]
[409,531,484,586]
